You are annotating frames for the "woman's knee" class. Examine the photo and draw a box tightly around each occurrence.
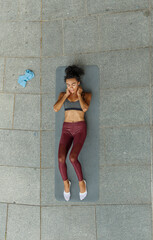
[58,155,66,164]
[69,153,77,163]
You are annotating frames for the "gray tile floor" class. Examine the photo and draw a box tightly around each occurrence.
[0,0,152,240]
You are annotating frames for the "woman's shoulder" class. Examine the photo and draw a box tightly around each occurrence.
[83,92,92,95]
[57,92,65,101]
[83,92,92,99]
[60,92,66,97]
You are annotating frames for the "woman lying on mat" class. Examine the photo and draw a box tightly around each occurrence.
[53,65,92,201]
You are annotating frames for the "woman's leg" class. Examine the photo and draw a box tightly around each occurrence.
[69,122,87,183]
[58,129,73,181]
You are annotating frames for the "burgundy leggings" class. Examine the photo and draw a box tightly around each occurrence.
[58,121,87,181]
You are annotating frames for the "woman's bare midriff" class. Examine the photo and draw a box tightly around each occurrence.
[64,110,85,123]
[63,92,86,123]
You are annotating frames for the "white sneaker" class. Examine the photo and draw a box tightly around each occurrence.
[63,180,71,201]
[79,179,87,200]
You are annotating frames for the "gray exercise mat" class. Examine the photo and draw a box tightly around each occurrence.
[55,65,100,202]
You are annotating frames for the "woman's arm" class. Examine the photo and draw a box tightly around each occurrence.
[78,93,92,112]
[53,92,67,112]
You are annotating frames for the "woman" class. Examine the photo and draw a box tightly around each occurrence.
[53,65,92,201]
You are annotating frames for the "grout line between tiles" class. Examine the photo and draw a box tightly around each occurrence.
[17,0,20,20]
[62,19,64,56]
[1,4,153,239]
[95,206,98,240]
[5,204,8,240]
[97,15,101,54]
[0,162,151,169]
[12,94,16,129]
[0,7,151,23]
[148,0,153,239]
[0,84,153,95]
[0,123,152,131]
[2,57,6,92]
[85,0,88,16]
[0,202,151,207]
[40,0,43,239]
[0,45,152,59]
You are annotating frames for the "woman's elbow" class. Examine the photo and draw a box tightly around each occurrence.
[53,105,58,112]
[83,107,88,112]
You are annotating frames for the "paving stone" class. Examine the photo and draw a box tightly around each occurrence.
[0,0,18,21]
[1,1,153,239]
[64,16,99,55]
[0,93,14,128]
[152,161,153,203]
[42,0,86,20]
[41,55,77,93]
[100,126,151,166]
[74,48,151,90]
[19,0,41,21]
[0,129,40,167]
[41,205,96,240]
[13,94,40,130]
[151,48,153,85]
[99,128,105,166]
[0,203,7,240]
[41,130,54,168]
[151,86,153,123]
[42,20,63,57]
[96,205,152,240]
[99,11,150,51]
[41,168,57,205]
[0,58,4,91]
[87,0,149,14]
[75,52,101,67]
[100,87,150,127]
[0,166,40,205]
[98,165,151,204]
[42,94,55,130]
[98,48,150,90]
[5,58,40,93]
[150,9,153,39]
[7,204,40,240]
[0,22,40,57]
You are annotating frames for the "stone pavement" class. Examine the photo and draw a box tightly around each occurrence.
[0,0,153,240]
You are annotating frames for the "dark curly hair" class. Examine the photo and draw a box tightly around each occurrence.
[64,65,84,83]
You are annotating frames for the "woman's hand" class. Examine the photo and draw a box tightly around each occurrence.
[77,86,83,96]
[65,88,71,97]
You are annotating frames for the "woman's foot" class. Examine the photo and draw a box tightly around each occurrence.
[79,179,87,200]
[63,179,71,201]
[79,179,86,193]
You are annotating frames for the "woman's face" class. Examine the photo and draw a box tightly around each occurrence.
[66,78,80,94]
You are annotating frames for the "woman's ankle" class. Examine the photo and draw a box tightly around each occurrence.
[64,179,69,185]
[64,179,70,192]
